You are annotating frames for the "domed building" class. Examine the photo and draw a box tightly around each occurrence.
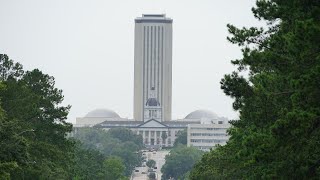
[75,108,229,150]
[184,109,227,124]
[75,108,128,127]
[85,109,120,118]
[185,109,218,120]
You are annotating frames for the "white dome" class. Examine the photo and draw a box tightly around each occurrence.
[185,109,218,119]
[85,109,120,118]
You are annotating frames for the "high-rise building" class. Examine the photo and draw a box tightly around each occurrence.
[133,14,173,122]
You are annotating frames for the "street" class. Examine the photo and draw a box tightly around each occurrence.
[132,150,170,180]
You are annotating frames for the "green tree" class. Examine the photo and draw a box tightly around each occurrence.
[72,141,106,180]
[102,156,127,180]
[148,172,156,180]
[107,127,143,148]
[161,145,203,179]
[0,54,74,179]
[0,105,29,179]
[146,159,156,168]
[173,129,187,147]
[190,0,320,179]
[73,127,142,176]
[161,131,167,144]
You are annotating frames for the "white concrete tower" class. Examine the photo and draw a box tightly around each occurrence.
[134,14,172,122]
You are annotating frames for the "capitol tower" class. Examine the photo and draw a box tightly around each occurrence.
[133,14,173,122]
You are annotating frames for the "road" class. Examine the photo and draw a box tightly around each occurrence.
[132,150,170,180]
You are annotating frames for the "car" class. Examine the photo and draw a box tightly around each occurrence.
[141,171,147,174]
[135,169,139,172]
[154,167,157,169]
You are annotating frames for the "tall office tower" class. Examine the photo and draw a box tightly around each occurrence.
[134,14,172,122]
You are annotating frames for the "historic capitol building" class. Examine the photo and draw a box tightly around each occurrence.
[75,14,230,151]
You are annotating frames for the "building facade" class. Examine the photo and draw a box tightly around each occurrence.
[187,123,230,151]
[75,109,229,148]
[133,14,173,122]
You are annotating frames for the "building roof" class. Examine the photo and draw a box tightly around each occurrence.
[135,14,172,23]
[85,109,120,118]
[185,109,218,120]
[94,121,143,128]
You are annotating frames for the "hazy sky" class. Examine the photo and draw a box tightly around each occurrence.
[0,0,263,123]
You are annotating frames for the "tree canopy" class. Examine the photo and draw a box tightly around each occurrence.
[0,54,74,179]
[190,0,320,179]
[173,129,187,147]
[161,145,203,179]
[146,159,156,168]
[72,127,143,176]
[0,54,133,179]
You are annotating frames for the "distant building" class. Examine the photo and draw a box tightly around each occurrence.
[75,108,229,148]
[187,120,230,152]
[74,14,231,149]
[75,109,127,127]
[134,14,173,122]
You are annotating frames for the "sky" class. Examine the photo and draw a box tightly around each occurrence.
[0,0,263,123]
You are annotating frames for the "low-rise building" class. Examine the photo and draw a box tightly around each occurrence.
[187,122,230,151]
[74,108,229,148]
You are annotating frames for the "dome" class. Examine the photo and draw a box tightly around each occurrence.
[185,109,218,119]
[85,109,120,118]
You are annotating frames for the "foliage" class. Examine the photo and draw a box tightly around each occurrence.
[161,131,167,141]
[161,145,203,179]
[72,141,105,180]
[103,156,127,180]
[73,127,143,176]
[173,129,187,147]
[108,128,143,148]
[148,172,156,180]
[146,159,156,168]
[0,54,74,179]
[190,0,320,179]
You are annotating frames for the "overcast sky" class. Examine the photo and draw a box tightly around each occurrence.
[0,0,263,123]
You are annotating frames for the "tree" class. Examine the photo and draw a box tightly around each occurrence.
[72,141,106,180]
[103,156,127,180]
[0,104,29,179]
[173,129,187,147]
[0,54,74,179]
[161,145,203,179]
[190,0,320,179]
[73,127,143,176]
[148,172,156,180]
[107,127,143,148]
[161,131,167,144]
[146,159,156,168]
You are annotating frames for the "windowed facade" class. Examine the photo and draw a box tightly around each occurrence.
[187,124,230,151]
